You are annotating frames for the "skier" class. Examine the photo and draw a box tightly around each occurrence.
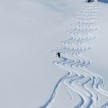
[86,0,94,3]
[56,52,61,58]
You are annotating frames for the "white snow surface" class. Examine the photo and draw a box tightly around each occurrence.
[0,0,108,108]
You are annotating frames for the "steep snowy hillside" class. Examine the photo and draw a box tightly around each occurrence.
[0,0,108,108]
[0,0,81,108]
[40,1,108,108]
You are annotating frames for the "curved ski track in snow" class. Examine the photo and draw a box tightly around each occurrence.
[40,2,108,108]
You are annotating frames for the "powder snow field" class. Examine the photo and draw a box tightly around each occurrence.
[40,1,108,108]
[0,0,81,108]
[0,0,108,108]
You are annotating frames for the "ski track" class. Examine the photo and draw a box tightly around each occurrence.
[40,2,108,108]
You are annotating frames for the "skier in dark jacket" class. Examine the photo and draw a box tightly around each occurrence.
[86,0,94,3]
[56,52,61,58]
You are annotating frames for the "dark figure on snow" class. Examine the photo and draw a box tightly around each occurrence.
[56,52,61,58]
[86,0,94,3]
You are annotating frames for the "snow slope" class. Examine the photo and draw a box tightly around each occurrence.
[40,1,108,108]
[0,0,108,108]
[0,0,81,108]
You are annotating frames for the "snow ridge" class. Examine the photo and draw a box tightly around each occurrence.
[40,2,108,108]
